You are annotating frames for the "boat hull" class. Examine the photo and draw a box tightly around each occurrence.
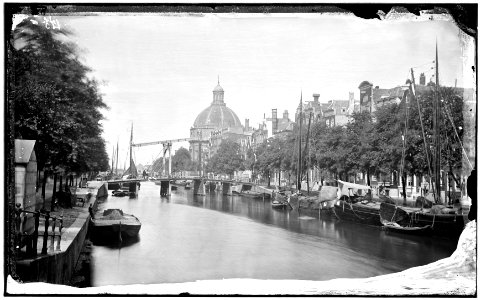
[90,209,141,241]
[90,222,141,239]
[382,222,433,236]
[333,200,382,226]
[410,212,465,239]
[380,202,465,239]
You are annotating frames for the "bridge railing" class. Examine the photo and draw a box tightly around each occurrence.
[13,204,64,258]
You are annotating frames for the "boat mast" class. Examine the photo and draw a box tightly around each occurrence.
[297,92,303,193]
[115,140,119,176]
[433,42,441,203]
[304,111,312,195]
[130,123,134,177]
[410,68,434,195]
[111,146,115,176]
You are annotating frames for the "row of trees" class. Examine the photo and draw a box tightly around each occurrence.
[165,87,466,197]
[254,87,465,190]
[8,17,110,195]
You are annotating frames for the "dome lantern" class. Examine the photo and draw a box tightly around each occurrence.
[212,77,225,105]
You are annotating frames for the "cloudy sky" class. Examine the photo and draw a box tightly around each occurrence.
[19,10,474,166]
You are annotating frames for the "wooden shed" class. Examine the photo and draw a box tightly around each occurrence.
[15,139,38,214]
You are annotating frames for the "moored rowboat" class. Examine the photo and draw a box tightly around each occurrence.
[90,209,141,239]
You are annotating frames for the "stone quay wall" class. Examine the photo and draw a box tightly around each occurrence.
[16,182,107,285]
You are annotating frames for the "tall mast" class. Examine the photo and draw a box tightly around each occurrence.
[411,68,434,192]
[304,111,312,195]
[433,41,441,203]
[297,91,303,192]
[115,140,119,175]
[130,123,134,177]
[111,146,115,175]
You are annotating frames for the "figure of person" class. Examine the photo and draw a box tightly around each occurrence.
[88,204,95,219]
[64,185,73,208]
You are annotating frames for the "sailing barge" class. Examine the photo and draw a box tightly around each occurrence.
[332,181,382,226]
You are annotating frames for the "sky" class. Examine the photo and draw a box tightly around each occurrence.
[17,11,475,167]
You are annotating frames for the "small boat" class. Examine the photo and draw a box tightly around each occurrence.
[272,199,289,209]
[381,220,433,236]
[380,202,463,239]
[90,209,141,239]
[112,190,128,197]
[240,190,264,199]
[271,192,291,209]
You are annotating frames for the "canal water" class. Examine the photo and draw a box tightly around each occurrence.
[90,181,457,287]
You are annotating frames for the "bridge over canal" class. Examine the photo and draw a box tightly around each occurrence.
[108,178,274,198]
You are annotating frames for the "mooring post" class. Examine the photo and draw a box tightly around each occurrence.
[41,211,50,255]
[30,211,40,256]
[56,216,63,251]
[14,204,21,250]
[50,217,57,250]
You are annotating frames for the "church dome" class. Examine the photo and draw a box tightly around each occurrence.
[193,81,242,129]
[193,105,242,128]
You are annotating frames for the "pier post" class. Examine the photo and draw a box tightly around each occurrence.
[160,180,170,197]
[29,211,40,257]
[222,182,233,195]
[194,179,206,196]
[41,211,50,254]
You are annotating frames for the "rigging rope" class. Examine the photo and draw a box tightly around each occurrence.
[410,69,435,195]
[441,99,473,170]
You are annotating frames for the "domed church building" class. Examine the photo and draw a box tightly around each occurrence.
[189,80,251,170]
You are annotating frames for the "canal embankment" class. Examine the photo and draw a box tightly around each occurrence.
[15,181,107,285]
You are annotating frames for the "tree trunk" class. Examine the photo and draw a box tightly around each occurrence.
[401,172,407,206]
[51,173,57,211]
[278,169,281,187]
[366,169,371,186]
[41,171,47,209]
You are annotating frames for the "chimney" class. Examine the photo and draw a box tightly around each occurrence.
[245,119,249,130]
[313,93,320,103]
[419,73,426,85]
[272,109,278,132]
[283,110,289,120]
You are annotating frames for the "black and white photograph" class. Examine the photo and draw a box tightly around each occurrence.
[4,3,477,296]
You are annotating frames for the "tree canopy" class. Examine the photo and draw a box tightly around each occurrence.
[9,17,110,174]
[206,140,245,176]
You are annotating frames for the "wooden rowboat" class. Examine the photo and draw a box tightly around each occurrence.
[90,209,141,239]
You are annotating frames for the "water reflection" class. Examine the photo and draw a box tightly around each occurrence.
[90,182,457,286]
[171,187,457,269]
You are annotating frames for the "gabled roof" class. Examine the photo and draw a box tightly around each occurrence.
[324,100,350,115]
[15,139,36,164]
[373,86,406,103]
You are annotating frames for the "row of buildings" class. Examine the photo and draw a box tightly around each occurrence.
[185,75,475,200]
[187,74,437,164]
